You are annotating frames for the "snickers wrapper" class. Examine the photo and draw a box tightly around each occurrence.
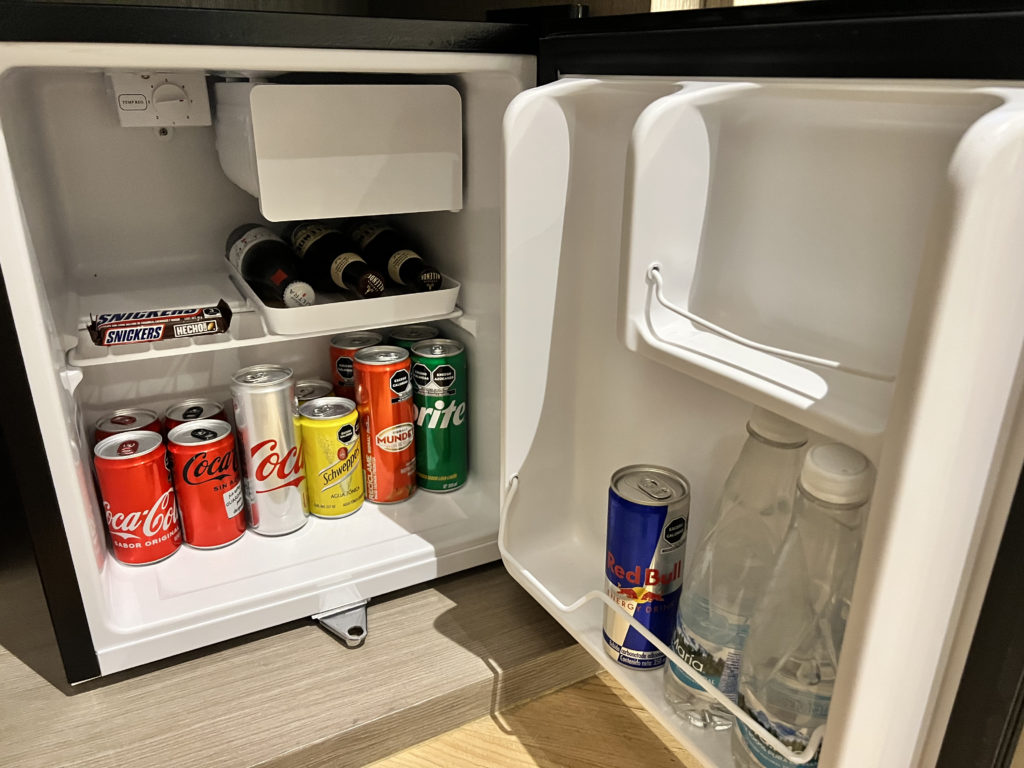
[88,300,233,347]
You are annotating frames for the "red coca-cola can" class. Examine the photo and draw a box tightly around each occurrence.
[164,399,227,432]
[168,419,246,549]
[331,331,382,400]
[94,408,162,443]
[354,345,417,504]
[94,430,182,566]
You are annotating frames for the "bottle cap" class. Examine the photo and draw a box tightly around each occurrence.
[748,407,807,446]
[799,443,873,505]
[283,281,315,308]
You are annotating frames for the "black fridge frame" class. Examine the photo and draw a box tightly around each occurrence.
[0,9,1021,763]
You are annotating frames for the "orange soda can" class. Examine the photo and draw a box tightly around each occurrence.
[330,331,382,401]
[353,346,416,504]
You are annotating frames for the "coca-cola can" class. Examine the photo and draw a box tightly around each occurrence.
[168,419,246,549]
[94,430,182,565]
[231,364,308,536]
[95,408,162,443]
[164,398,227,431]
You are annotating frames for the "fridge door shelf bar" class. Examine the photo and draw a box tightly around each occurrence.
[632,264,895,461]
[647,265,894,383]
[498,475,824,767]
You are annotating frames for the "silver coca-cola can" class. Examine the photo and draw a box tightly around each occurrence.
[231,364,308,536]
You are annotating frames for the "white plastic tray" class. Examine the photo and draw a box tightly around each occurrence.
[226,262,462,336]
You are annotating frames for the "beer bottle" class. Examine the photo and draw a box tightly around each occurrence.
[348,219,443,292]
[226,224,315,308]
[288,222,386,299]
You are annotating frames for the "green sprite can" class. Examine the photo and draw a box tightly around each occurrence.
[410,338,467,492]
[390,324,439,351]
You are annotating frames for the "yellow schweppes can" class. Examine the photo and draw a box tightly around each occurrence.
[298,396,364,518]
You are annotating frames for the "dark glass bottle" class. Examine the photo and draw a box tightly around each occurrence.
[348,220,443,292]
[289,222,386,299]
[225,224,315,308]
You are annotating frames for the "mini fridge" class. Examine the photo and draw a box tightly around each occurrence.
[2,2,1024,766]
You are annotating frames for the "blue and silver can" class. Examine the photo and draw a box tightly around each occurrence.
[604,465,689,669]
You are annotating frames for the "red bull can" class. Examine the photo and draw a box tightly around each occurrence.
[604,465,689,669]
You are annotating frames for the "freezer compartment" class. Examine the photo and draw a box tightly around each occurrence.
[214,82,463,221]
[501,76,1024,767]
[0,51,526,674]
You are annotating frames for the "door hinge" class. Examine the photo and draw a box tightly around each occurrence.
[313,600,368,648]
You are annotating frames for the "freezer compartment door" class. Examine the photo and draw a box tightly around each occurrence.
[499,76,1024,768]
[214,83,463,221]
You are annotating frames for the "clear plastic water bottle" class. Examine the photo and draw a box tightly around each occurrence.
[731,442,873,768]
[664,407,807,730]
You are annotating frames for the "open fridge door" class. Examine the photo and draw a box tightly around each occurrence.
[497,67,1024,768]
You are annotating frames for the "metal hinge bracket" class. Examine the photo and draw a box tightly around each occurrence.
[313,600,369,648]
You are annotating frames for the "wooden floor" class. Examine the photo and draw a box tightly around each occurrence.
[0,560,598,768]
[369,670,702,768]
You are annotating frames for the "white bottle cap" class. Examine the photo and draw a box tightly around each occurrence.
[283,281,315,308]
[748,407,807,446]
[799,443,874,505]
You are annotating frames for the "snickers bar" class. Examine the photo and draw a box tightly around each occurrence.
[88,300,233,346]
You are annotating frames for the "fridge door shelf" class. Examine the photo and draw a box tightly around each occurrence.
[620,81,1008,459]
[214,82,464,222]
[499,475,823,767]
[634,262,896,460]
[227,262,463,337]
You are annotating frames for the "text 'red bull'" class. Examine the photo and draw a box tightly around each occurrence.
[606,551,681,587]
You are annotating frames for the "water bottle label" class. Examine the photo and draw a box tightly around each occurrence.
[735,687,828,768]
[228,226,278,272]
[668,593,748,699]
[669,616,747,700]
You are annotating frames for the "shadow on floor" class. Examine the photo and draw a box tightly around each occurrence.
[493,674,692,768]
[422,565,692,768]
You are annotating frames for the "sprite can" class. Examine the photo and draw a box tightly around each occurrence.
[410,339,467,492]
[390,325,439,351]
[297,397,364,518]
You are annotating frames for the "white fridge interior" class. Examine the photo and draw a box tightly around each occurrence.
[0,46,532,673]
[3,40,1024,768]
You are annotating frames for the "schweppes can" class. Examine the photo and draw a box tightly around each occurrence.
[298,397,364,518]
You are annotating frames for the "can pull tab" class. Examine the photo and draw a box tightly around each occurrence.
[637,475,672,500]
